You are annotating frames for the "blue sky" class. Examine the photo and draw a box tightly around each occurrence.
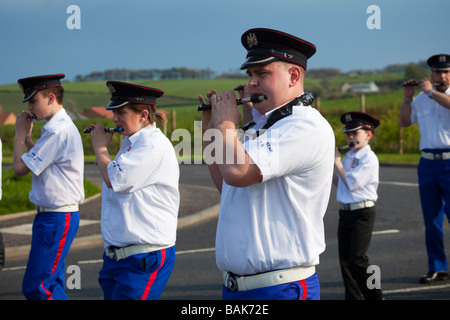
[0,0,449,85]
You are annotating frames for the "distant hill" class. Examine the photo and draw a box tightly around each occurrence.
[0,61,429,115]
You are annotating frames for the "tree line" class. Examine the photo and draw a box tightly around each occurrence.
[75,67,216,82]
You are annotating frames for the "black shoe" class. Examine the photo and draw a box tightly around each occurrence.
[419,271,449,284]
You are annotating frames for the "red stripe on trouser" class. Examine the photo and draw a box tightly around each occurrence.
[40,213,71,300]
[40,283,54,300]
[141,249,166,300]
[299,279,307,300]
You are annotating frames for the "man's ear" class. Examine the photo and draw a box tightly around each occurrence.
[289,65,302,87]
[47,93,56,105]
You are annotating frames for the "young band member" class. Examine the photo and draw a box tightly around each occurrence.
[14,74,84,299]
[333,111,383,300]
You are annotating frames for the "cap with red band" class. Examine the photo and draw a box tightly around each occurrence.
[240,28,316,70]
[340,111,380,133]
[18,74,65,102]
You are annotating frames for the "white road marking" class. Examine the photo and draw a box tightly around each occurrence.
[380,181,418,187]
[372,229,400,235]
[384,283,450,294]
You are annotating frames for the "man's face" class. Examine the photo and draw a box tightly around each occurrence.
[431,70,450,92]
[246,62,293,114]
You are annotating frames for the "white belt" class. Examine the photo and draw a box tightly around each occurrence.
[421,151,450,160]
[340,200,375,211]
[105,243,174,261]
[223,266,316,292]
[37,204,79,213]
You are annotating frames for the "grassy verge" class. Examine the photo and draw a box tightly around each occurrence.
[0,168,100,216]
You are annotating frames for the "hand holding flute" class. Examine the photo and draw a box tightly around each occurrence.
[197,94,268,111]
[401,79,448,87]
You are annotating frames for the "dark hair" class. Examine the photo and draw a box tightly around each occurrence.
[128,103,167,125]
[39,86,64,104]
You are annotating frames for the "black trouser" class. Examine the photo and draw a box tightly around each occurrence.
[338,206,383,300]
[0,232,4,270]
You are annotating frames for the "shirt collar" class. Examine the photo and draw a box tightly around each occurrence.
[349,144,371,158]
[42,108,67,131]
[251,93,304,126]
[124,123,156,145]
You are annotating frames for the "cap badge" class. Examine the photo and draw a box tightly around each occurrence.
[439,55,446,63]
[107,83,116,93]
[345,114,352,123]
[247,33,258,48]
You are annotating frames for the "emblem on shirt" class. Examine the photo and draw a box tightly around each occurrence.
[247,33,258,48]
[112,160,123,172]
[351,158,359,168]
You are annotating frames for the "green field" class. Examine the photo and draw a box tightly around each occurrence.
[0,75,423,215]
[1,75,421,155]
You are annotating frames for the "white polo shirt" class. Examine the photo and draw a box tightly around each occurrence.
[22,108,84,208]
[411,88,450,150]
[215,104,335,276]
[101,124,180,248]
[336,145,379,204]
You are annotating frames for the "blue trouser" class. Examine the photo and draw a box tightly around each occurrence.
[418,157,450,272]
[22,211,80,300]
[222,272,320,300]
[98,246,175,300]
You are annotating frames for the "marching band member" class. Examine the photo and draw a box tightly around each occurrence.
[199,28,334,300]
[333,111,383,300]
[14,74,84,300]
[400,54,450,284]
[88,81,179,300]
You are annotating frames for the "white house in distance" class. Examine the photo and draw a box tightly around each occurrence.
[340,81,379,94]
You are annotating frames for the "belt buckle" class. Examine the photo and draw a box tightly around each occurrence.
[107,248,118,261]
[434,153,442,160]
[225,273,237,291]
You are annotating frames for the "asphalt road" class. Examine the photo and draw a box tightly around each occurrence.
[1,164,450,301]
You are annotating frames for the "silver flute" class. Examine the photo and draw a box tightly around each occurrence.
[401,81,448,87]
[337,141,358,151]
[197,95,268,111]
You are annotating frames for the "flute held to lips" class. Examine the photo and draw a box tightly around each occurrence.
[197,95,268,111]
[401,81,448,87]
[83,127,123,134]
[337,141,358,152]
[27,113,36,120]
